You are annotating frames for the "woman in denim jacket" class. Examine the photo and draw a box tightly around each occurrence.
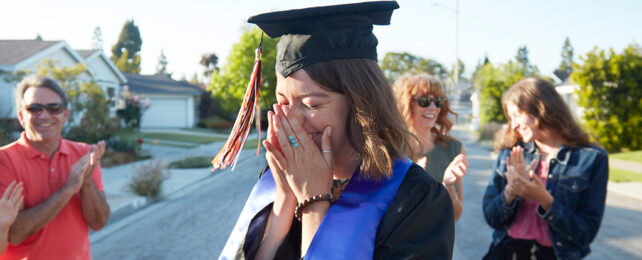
[482,77,609,259]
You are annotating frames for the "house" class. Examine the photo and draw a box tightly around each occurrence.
[123,73,203,128]
[555,78,584,121]
[0,39,126,118]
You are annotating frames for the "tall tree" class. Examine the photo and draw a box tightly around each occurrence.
[554,37,574,81]
[200,53,219,79]
[514,45,538,76]
[111,20,142,73]
[35,34,43,41]
[92,26,103,50]
[155,49,170,77]
[450,59,465,81]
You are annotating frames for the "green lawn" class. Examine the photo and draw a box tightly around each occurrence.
[168,156,212,169]
[609,167,642,183]
[168,139,260,168]
[610,150,642,163]
[143,139,197,148]
[132,132,227,144]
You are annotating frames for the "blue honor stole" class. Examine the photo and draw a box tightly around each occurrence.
[219,157,412,260]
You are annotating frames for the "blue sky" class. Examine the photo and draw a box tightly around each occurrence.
[2,0,640,82]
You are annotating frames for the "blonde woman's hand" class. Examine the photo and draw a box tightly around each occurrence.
[0,181,23,230]
[269,104,334,203]
[443,154,468,186]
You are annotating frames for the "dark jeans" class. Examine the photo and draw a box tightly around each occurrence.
[483,236,556,260]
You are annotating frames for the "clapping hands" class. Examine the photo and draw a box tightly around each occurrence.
[66,141,106,193]
[0,181,23,230]
[504,146,552,209]
[443,154,468,186]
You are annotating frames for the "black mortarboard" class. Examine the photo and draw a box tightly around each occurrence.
[248,1,399,78]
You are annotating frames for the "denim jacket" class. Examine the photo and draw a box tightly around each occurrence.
[482,142,609,260]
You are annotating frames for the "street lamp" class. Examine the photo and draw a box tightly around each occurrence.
[433,0,459,91]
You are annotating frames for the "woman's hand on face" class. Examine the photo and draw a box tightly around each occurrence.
[443,154,468,186]
[269,104,334,203]
[263,110,296,206]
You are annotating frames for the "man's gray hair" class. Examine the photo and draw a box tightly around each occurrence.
[15,76,68,112]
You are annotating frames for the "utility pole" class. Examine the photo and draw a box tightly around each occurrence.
[434,0,460,92]
[454,0,459,89]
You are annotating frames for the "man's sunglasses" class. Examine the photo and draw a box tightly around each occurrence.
[25,103,65,115]
[415,96,447,108]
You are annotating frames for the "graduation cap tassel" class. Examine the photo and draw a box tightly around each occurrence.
[211,34,264,172]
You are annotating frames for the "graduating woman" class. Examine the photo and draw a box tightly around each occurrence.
[219,1,454,259]
[393,73,468,222]
[482,77,609,259]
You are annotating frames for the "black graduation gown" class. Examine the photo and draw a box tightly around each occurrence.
[240,164,455,260]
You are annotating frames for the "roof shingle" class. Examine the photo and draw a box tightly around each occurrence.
[124,73,203,95]
[0,40,60,65]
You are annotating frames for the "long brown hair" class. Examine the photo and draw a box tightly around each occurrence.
[500,77,591,149]
[304,59,415,180]
[392,73,457,147]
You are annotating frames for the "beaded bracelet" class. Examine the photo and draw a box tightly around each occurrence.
[294,193,335,222]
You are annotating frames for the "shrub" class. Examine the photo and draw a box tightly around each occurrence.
[116,85,149,130]
[0,117,17,146]
[127,160,170,200]
[107,130,146,156]
[168,156,212,169]
[571,44,642,152]
[478,122,505,141]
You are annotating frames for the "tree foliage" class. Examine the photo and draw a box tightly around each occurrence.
[515,45,538,75]
[208,28,278,120]
[571,43,642,152]
[559,37,574,74]
[450,59,465,81]
[155,49,170,77]
[92,26,103,50]
[113,50,141,74]
[474,58,536,125]
[111,20,142,74]
[554,37,574,81]
[35,60,113,143]
[200,53,219,79]
[380,52,448,83]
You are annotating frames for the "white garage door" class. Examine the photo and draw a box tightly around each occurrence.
[142,98,188,128]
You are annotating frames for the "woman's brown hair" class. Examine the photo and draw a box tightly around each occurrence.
[499,77,591,149]
[392,73,457,148]
[304,59,416,180]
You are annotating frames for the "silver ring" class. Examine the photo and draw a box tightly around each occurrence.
[322,150,334,153]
